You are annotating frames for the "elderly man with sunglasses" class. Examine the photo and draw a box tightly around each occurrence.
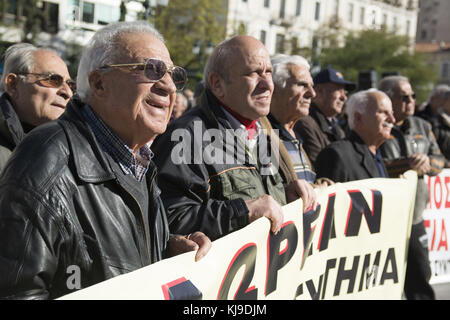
[0,21,211,300]
[151,36,316,241]
[0,43,75,171]
[378,75,444,300]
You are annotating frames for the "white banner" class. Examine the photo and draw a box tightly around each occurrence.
[59,171,417,300]
[424,169,450,284]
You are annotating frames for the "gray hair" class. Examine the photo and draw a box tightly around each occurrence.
[271,54,310,88]
[176,92,188,107]
[345,89,389,130]
[377,75,409,98]
[203,38,235,90]
[77,21,164,102]
[428,84,450,102]
[0,43,56,92]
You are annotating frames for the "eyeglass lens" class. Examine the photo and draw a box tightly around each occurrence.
[401,93,415,102]
[145,59,187,90]
[40,74,76,92]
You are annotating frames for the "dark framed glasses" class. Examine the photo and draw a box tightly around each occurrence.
[99,58,187,91]
[401,93,416,102]
[19,73,76,92]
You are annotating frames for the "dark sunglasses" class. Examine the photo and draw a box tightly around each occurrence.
[99,58,187,91]
[19,72,76,92]
[401,93,416,102]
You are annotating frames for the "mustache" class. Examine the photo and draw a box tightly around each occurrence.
[382,121,394,128]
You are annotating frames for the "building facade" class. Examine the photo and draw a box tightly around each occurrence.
[416,0,450,43]
[226,0,419,54]
[0,0,144,49]
[0,0,419,63]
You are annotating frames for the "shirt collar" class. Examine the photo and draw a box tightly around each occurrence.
[81,104,153,181]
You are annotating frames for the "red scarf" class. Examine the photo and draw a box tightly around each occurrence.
[221,104,258,140]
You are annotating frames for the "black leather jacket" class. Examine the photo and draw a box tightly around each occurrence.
[152,89,286,241]
[0,97,171,299]
[0,93,26,171]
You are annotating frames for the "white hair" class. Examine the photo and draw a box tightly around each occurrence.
[377,75,409,98]
[271,54,310,88]
[176,92,188,107]
[428,84,450,102]
[0,43,57,92]
[345,89,389,129]
[76,21,164,102]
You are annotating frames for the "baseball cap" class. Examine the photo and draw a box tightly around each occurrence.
[313,67,356,92]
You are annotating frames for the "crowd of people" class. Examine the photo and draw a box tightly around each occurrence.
[0,20,448,300]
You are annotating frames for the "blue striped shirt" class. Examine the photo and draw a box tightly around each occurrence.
[82,104,153,182]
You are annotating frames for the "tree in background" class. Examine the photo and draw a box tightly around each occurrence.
[149,0,226,87]
[318,27,437,103]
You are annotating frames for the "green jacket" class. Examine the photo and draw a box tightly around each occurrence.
[152,89,286,240]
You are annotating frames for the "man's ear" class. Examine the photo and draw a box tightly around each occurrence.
[354,111,363,126]
[88,70,106,98]
[4,73,19,97]
[208,72,225,99]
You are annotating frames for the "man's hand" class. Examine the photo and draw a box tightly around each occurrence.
[409,153,431,176]
[285,179,317,211]
[315,177,334,187]
[245,194,284,235]
[168,232,212,261]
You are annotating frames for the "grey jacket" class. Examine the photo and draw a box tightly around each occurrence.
[379,116,445,224]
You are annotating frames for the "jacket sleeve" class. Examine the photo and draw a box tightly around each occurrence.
[294,118,324,166]
[152,127,250,241]
[315,146,348,183]
[0,186,60,300]
[432,123,450,167]
[426,127,445,176]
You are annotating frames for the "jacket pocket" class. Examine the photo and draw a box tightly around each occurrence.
[208,166,266,201]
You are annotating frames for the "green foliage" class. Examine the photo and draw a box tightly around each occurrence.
[150,0,226,87]
[318,28,438,103]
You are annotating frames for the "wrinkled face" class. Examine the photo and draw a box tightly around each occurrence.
[314,82,347,117]
[217,38,274,120]
[359,93,395,144]
[10,50,73,126]
[391,80,415,124]
[94,32,176,146]
[272,63,315,120]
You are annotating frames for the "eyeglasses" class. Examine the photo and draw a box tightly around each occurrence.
[19,73,76,92]
[99,58,187,91]
[401,93,416,102]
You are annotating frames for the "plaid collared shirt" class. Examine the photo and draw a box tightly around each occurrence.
[82,104,153,182]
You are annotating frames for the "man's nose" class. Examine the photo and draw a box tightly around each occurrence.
[154,72,177,94]
[306,85,316,99]
[257,72,273,91]
[339,89,347,101]
[57,82,73,100]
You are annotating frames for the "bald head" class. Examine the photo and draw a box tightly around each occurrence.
[204,35,269,89]
[204,35,273,120]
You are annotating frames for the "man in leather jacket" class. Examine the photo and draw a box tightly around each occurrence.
[378,76,445,300]
[0,43,74,171]
[152,36,317,241]
[0,21,211,300]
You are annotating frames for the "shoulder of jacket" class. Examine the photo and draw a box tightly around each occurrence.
[1,122,70,190]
